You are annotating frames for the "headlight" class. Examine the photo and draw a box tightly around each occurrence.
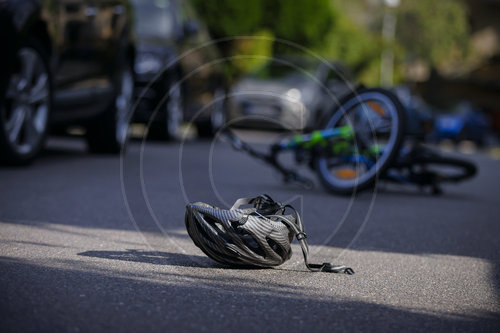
[134,53,163,75]
[286,88,302,102]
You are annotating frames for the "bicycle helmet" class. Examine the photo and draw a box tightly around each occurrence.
[185,194,353,274]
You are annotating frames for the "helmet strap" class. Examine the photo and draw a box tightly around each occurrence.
[230,196,355,274]
[274,205,354,275]
[230,194,284,215]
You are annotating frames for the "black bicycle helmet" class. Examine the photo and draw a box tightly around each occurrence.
[185,194,353,274]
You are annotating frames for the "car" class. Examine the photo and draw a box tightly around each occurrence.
[130,0,227,139]
[227,57,352,131]
[0,0,136,164]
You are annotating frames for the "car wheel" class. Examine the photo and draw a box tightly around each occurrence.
[86,61,134,154]
[0,40,51,165]
[197,87,226,137]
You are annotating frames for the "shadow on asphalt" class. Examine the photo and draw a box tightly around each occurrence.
[1,257,498,332]
[77,249,221,268]
[77,249,309,272]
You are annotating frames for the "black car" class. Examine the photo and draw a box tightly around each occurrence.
[0,0,135,164]
[131,0,227,139]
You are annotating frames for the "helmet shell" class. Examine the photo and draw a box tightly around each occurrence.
[185,202,295,267]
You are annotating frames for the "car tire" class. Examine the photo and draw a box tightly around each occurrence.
[86,59,134,154]
[0,38,52,165]
[197,87,226,137]
[149,73,184,141]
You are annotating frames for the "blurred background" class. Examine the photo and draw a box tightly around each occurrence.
[191,0,500,147]
[1,0,500,163]
[3,2,500,331]
[193,0,499,104]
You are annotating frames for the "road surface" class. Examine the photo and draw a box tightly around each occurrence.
[1,135,499,332]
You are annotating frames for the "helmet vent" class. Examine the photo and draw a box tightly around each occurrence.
[197,220,213,242]
[199,212,234,244]
[230,219,241,230]
[214,222,225,232]
[266,238,287,259]
[239,230,266,258]
[202,213,222,229]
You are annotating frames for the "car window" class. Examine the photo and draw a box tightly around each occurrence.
[250,61,316,82]
[325,63,352,82]
[131,0,176,39]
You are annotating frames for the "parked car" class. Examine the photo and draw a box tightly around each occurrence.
[0,0,136,164]
[131,0,227,139]
[227,57,352,130]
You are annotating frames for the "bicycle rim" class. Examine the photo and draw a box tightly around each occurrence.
[315,88,405,194]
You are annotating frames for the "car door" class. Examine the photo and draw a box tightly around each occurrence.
[51,0,104,121]
[91,0,129,96]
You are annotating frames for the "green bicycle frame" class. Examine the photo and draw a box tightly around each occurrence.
[278,125,383,165]
[278,125,354,150]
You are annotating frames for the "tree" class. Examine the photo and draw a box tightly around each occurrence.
[192,0,333,49]
[191,0,264,38]
[395,0,470,66]
[191,0,335,79]
[261,0,333,50]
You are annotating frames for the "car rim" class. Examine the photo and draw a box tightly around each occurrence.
[210,88,226,131]
[2,48,50,155]
[166,83,183,137]
[115,68,133,145]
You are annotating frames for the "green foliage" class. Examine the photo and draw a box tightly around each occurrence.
[263,0,333,49]
[192,0,333,48]
[230,32,274,72]
[191,0,334,80]
[225,31,275,80]
[395,0,470,65]
[319,10,382,85]
[191,0,471,84]
[191,0,263,38]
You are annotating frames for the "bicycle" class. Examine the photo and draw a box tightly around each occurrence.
[222,87,406,194]
[383,141,477,195]
[222,87,477,195]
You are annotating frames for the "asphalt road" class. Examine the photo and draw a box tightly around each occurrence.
[1,135,499,332]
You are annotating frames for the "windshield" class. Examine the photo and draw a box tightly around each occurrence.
[250,61,317,82]
[131,0,176,39]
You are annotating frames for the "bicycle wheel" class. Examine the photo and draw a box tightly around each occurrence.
[410,155,477,184]
[314,88,405,194]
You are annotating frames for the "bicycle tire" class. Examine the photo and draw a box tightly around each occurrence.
[410,155,477,183]
[314,88,406,194]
